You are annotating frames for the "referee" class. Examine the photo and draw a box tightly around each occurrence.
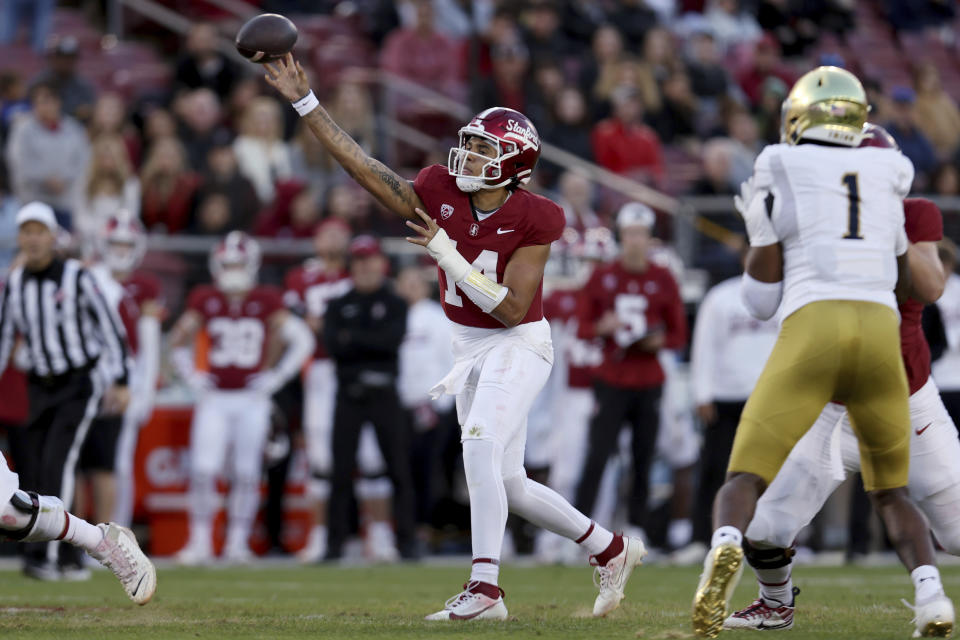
[0,202,130,578]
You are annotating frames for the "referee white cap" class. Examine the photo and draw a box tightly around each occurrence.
[616,202,655,231]
[16,201,59,232]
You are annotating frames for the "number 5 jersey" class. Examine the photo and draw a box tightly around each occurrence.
[577,260,687,390]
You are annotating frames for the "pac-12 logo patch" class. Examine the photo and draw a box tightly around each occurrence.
[468,223,480,237]
[440,203,454,219]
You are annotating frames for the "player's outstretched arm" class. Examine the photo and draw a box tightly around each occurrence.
[264,54,423,220]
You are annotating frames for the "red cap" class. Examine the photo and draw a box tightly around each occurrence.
[349,235,382,258]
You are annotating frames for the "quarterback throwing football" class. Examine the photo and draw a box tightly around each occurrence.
[265,54,644,620]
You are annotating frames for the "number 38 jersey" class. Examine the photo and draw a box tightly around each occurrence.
[754,144,914,320]
[413,164,566,328]
[186,285,284,390]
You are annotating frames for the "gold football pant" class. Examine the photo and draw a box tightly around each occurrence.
[728,300,910,492]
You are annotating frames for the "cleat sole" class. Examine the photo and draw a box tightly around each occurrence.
[693,544,744,638]
[919,620,953,638]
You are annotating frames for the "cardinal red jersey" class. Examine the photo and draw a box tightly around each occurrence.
[187,285,284,390]
[118,271,164,355]
[413,164,566,328]
[577,260,687,389]
[901,198,943,394]
[543,288,601,389]
[284,260,351,360]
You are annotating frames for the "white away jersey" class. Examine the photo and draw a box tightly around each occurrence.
[753,143,913,319]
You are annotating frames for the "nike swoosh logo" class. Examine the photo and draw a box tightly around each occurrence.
[133,573,146,597]
[757,621,791,630]
[916,422,932,436]
[496,228,515,235]
[449,600,500,620]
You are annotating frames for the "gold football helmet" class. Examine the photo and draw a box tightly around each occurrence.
[780,66,869,146]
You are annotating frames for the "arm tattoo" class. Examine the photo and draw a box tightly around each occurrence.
[304,107,416,214]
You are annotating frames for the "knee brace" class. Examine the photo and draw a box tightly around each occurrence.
[0,490,67,542]
[743,538,795,570]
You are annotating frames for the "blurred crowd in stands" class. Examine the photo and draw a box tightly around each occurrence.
[2,0,960,284]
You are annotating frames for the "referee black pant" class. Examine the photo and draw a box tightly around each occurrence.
[574,381,662,530]
[16,367,102,565]
[690,400,745,545]
[326,384,416,557]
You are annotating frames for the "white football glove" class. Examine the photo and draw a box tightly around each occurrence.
[186,371,216,394]
[246,370,284,396]
[735,177,779,247]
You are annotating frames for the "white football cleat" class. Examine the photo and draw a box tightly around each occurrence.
[297,526,327,564]
[692,542,744,638]
[90,523,157,605]
[906,594,955,637]
[670,542,708,567]
[591,535,648,617]
[724,587,799,630]
[425,582,508,621]
[173,539,213,567]
[366,522,400,563]
[222,544,255,566]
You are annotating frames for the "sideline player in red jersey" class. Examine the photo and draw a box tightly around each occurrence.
[283,218,352,562]
[89,212,165,528]
[169,232,314,564]
[574,203,688,548]
[724,126,958,635]
[265,53,646,620]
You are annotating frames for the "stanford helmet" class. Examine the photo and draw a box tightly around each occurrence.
[100,211,146,274]
[448,107,541,193]
[859,122,899,150]
[210,231,261,293]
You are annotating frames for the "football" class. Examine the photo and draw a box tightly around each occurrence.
[235,13,298,63]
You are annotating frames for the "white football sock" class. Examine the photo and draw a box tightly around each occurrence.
[668,518,693,549]
[711,526,743,549]
[63,514,106,552]
[577,522,615,557]
[188,472,217,542]
[470,559,500,586]
[912,565,945,603]
[756,565,793,606]
[463,439,506,585]
[226,476,260,550]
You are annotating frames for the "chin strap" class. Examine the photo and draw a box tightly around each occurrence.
[426,229,508,313]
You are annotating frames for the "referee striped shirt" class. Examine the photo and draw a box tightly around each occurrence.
[0,258,130,384]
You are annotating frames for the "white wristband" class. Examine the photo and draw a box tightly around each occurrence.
[292,90,319,117]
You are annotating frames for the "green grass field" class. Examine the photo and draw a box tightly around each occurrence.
[0,562,955,639]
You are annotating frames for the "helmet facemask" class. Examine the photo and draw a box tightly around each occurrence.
[103,239,143,274]
[448,130,522,193]
[99,213,145,274]
[210,233,260,294]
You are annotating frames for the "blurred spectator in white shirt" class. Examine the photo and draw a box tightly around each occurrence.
[233,97,293,204]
